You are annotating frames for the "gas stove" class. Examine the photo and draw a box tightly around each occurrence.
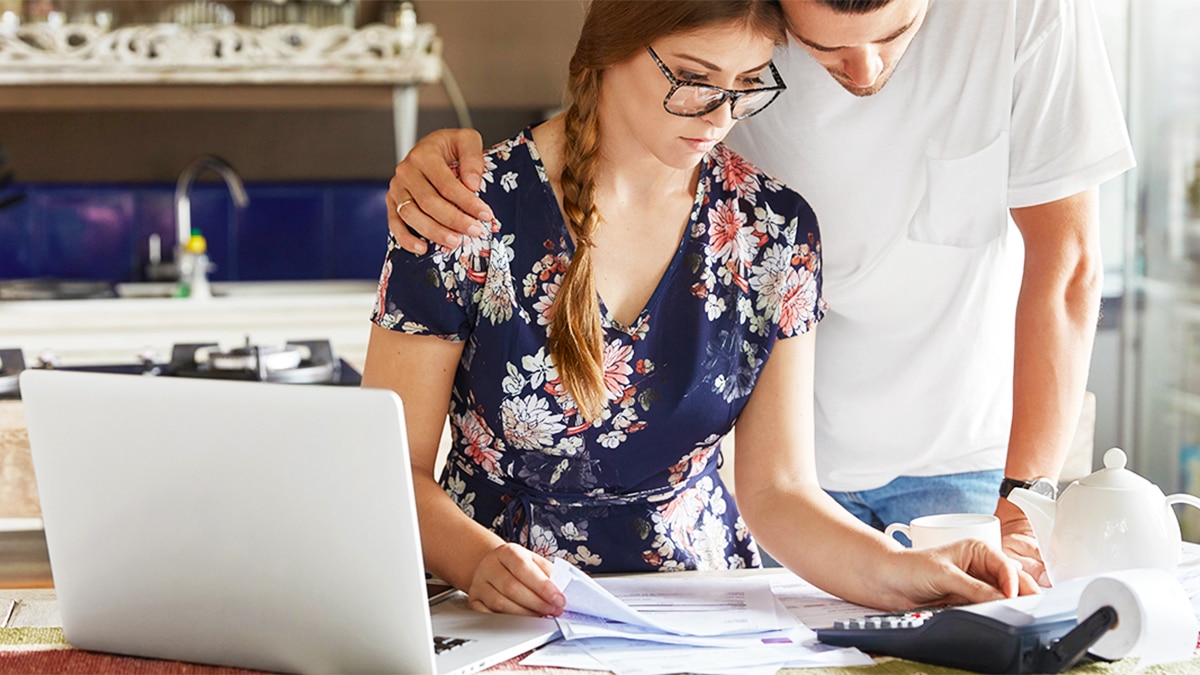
[0,339,362,398]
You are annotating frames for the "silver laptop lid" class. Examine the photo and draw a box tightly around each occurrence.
[20,369,437,674]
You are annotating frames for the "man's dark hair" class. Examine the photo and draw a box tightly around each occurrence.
[816,0,895,14]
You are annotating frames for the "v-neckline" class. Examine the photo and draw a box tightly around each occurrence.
[522,128,708,337]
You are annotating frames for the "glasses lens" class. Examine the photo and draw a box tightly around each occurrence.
[731,90,781,119]
[665,85,727,116]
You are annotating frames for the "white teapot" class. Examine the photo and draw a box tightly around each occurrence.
[1006,447,1200,585]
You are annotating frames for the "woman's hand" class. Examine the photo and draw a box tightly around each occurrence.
[466,542,566,617]
[878,539,1041,610]
[388,128,491,255]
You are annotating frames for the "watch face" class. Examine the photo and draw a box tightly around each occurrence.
[1028,478,1058,499]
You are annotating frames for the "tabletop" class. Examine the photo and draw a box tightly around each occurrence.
[2,586,1199,675]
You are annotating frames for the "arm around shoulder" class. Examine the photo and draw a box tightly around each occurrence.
[388,129,492,254]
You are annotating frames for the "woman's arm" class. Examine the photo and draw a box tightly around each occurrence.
[361,323,565,616]
[732,331,1038,610]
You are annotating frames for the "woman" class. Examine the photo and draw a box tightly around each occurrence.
[363,0,1035,617]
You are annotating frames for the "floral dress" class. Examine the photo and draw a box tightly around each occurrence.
[372,127,823,573]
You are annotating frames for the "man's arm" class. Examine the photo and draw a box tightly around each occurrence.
[387,129,491,254]
[1001,187,1102,581]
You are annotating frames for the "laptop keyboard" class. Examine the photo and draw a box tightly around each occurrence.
[433,635,472,654]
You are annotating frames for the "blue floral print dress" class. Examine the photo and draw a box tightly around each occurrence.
[373,127,823,574]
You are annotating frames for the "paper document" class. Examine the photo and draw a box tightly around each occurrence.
[551,558,783,637]
[540,560,873,674]
[766,575,874,628]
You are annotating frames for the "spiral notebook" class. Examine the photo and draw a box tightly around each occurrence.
[20,369,559,674]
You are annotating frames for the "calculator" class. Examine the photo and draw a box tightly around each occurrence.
[816,602,1118,674]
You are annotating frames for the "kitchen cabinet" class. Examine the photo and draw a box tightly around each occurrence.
[0,19,443,161]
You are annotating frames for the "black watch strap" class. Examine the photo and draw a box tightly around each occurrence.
[998,477,1027,499]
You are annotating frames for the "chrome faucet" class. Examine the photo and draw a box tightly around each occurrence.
[170,155,249,298]
[175,154,249,251]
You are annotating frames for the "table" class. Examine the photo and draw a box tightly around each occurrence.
[1,586,1198,675]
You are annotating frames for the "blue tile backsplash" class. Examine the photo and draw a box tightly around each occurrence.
[0,181,390,283]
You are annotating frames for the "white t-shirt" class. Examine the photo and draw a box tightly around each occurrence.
[725,0,1136,491]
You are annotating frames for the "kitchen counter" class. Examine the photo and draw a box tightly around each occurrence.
[0,281,377,369]
[0,280,438,592]
[0,399,53,589]
[0,403,36,521]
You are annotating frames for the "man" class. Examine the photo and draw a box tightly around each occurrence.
[382,0,1134,581]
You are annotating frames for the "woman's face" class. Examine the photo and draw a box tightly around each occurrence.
[600,24,779,170]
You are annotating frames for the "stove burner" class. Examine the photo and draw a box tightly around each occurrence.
[169,339,340,385]
[0,348,25,396]
[208,342,304,373]
[1,339,359,394]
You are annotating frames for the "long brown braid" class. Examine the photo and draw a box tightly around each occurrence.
[547,0,786,423]
[550,66,607,421]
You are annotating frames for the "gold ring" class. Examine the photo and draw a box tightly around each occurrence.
[396,198,414,217]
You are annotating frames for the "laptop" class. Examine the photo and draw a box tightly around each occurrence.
[19,369,559,675]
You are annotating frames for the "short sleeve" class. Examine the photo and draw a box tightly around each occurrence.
[726,157,824,340]
[1008,0,1135,207]
[371,236,475,341]
[774,192,824,338]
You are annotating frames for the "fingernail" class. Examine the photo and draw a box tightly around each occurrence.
[467,224,486,238]
[445,234,461,248]
[478,210,493,222]
[414,241,427,255]
[465,173,482,189]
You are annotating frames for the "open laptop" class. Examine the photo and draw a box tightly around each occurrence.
[19,369,559,674]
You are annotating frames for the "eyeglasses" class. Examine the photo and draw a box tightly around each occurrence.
[647,45,786,120]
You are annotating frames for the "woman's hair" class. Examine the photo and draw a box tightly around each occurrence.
[549,0,786,422]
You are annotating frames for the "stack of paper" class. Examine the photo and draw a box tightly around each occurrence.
[521,560,873,675]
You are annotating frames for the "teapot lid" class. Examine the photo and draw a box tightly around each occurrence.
[1078,448,1151,489]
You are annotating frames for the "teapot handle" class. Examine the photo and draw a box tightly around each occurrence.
[1166,493,1200,568]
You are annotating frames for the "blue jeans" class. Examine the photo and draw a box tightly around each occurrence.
[825,469,1004,547]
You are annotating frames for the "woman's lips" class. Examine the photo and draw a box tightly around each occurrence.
[682,137,718,152]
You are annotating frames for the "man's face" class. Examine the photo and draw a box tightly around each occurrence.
[781,0,930,97]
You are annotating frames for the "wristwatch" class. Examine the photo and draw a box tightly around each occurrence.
[999,476,1058,500]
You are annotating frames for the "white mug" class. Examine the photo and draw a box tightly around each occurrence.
[884,513,1002,550]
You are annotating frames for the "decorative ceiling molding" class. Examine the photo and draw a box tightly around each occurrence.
[0,22,442,85]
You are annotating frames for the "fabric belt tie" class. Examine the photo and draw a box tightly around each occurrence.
[451,456,721,544]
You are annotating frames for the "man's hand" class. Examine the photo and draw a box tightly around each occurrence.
[387,129,491,254]
[997,498,1049,586]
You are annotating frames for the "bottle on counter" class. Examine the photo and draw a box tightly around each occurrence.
[174,229,213,300]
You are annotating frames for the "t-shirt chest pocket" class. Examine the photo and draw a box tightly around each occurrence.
[909,131,1010,248]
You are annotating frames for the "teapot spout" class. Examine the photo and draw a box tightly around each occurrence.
[1005,487,1057,554]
